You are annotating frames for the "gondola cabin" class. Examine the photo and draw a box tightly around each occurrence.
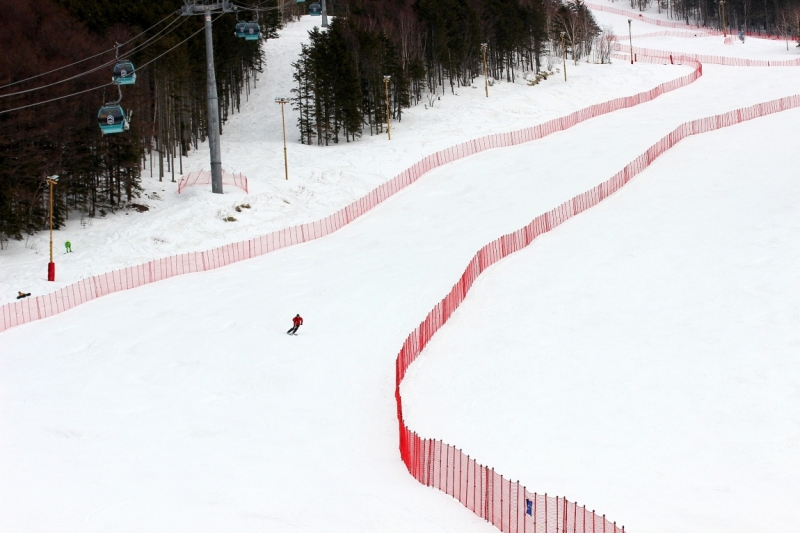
[235,22,247,38]
[309,3,321,15]
[97,105,129,135]
[296,0,305,3]
[112,61,136,85]
[244,22,260,41]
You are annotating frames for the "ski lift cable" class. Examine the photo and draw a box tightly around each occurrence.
[0,15,220,116]
[231,0,278,8]
[0,14,189,99]
[0,11,181,91]
[0,83,115,115]
[133,16,222,74]
[0,15,187,99]
[230,1,285,12]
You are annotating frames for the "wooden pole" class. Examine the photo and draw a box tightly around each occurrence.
[46,176,58,281]
[481,43,489,97]
[561,32,567,81]
[383,75,392,140]
[628,19,634,64]
[49,181,54,265]
[281,101,288,180]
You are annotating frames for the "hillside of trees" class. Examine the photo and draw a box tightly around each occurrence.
[636,0,800,36]
[4,0,799,242]
[291,0,608,145]
[0,0,279,241]
[291,0,800,147]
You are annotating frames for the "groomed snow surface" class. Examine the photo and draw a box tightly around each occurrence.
[402,107,800,533]
[2,8,800,533]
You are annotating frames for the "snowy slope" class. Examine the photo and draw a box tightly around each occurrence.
[401,106,800,533]
[593,7,800,60]
[2,6,800,533]
[4,63,800,531]
[0,16,687,305]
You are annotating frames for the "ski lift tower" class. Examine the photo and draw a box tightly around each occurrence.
[181,0,237,194]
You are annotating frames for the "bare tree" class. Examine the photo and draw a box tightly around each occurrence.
[742,0,753,34]
[592,26,615,63]
[777,8,792,50]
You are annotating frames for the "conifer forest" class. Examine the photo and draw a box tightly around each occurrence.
[2,0,800,239]
[0,0,278,240]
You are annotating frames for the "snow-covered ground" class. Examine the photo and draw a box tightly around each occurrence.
[591,2,800,60]
[402,106,800,533]
[0,17,687,306]
[2,6,800,533]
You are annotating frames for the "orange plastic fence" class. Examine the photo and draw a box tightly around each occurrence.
[0,55,702,334]
[394,92,800,533]
[177,170,249,194]
[615,42,800,66]
[586,1,782,40]
[2,47,798,533]
[621,30,711,38]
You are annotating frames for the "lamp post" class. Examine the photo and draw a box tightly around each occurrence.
[720,0,727,37]
[46,175,59,281]
[275,97,290,180]
[481,43,489,97]
[560,32,567,81]
[383,75,392,140]
[628,19,634,64]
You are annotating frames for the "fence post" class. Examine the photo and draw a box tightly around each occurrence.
[557,496,560,533]
[501,475,504,532]
[573,500,577,533]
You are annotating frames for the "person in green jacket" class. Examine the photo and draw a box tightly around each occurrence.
[65,240,72,253]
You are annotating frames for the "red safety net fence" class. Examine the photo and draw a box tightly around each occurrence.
[0,54,702,334]
[615,42,800,66]
[2,46,799,533]
[586,1,782,40]
[177,170,249,193]
[620,30,712,38]
[395,92,800,532]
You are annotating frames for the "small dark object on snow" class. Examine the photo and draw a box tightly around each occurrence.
[17,292,31,300]
[131,203,149,213]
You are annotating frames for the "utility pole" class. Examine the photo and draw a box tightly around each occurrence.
[560,32,567,82]
[628,19,634,64]
[46,175,59,281]
[181,1,236,194]
[275,97,290,180]
[383,75,392,140]
[481,43,489,97]
[321,0,328,27]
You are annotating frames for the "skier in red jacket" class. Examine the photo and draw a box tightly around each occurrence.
[287,314,303,335]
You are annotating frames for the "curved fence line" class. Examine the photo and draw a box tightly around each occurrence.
[615,42,800,66]
[623,30,712,38]
[0,55,702,334]
[394,91,800,533]
[587,1,782,40]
